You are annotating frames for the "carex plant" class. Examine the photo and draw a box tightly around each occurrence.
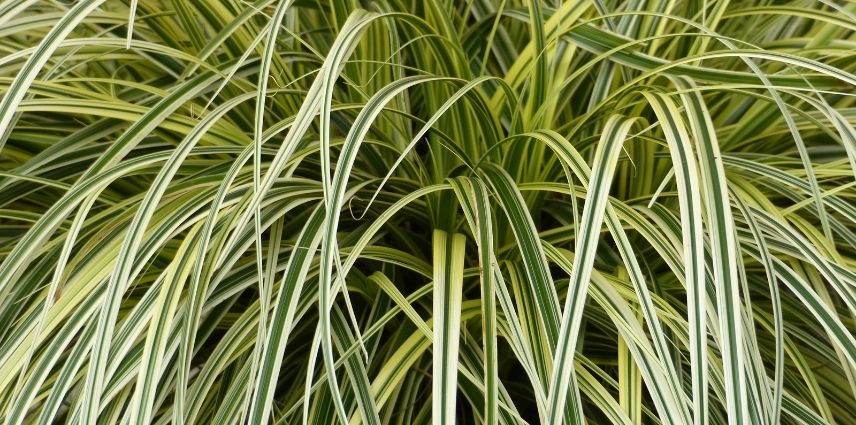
[0,0,854,424]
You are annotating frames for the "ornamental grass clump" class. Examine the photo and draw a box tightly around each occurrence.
[0,1,854,424]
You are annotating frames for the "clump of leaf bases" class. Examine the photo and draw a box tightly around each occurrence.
[0,1,854,424]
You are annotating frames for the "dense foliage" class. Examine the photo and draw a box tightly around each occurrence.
[0,0,854,424]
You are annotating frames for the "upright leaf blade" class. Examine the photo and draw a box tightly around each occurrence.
[432,230,466,425]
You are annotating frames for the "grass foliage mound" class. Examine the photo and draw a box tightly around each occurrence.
[0,1,855,424]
